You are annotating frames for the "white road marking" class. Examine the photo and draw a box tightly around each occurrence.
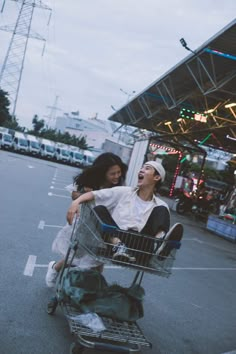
[48,192,70,198]
[28,264,121,269]
[24,255,37,276]
[52,178,71,183]
[50,181,69,185]
[190,303,202,308]
[23,258,236,277]
[38,220,63,229]
[221,350,236,354]
[50,185,68,191]
[172,267,236,270]
[27,165,35,169]
[23,259,121,276]
[38,220,45,229]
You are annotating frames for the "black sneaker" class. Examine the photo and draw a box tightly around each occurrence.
[112,242,136,262]
[157,223,183,260]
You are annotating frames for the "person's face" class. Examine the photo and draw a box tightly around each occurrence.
[105,164,122,186]
[137,164,160,188]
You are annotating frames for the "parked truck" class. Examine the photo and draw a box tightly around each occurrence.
[0,130,13,150]
[39,138,56,159]
[26,134,40,156]
[55,143,70,163]
[69,146,84,166]
[13,131,28,153]
[81,150,95,167]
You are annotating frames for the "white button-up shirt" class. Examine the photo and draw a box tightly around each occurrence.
[93,186,169,232]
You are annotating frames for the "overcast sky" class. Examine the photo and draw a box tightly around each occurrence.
[0,0,235,129]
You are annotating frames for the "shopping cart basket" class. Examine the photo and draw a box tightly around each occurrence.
[47,202,182,353]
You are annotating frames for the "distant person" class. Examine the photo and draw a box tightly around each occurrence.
[45,152,127,287]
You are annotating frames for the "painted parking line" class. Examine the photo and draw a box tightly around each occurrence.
[48,192,70,198]
[172,267,236,270]
[24,255,37,276]
[38,220,63,230]
[23,256,121,276]
[52,178,71,183]
[51,180,70,186]
[24,254,236,277]
[50,186,68,191]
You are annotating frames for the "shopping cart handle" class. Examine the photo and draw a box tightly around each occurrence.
[101,223,118,232]
[168,240,181,249]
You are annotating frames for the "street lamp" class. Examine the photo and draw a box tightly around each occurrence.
[180,38,196,54]
[120,88,136,102]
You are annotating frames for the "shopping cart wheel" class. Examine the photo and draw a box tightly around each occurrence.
[69,342,84,354]
[47,296,58,315]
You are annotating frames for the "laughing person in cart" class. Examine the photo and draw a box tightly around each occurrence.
[66,160,183,263]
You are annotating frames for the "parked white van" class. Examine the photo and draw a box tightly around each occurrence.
[55,143,70,163]
[69,146,84,166]
[13,131,28,153]
[0,131,13,150]
[39,138,56,159]
[82,150,95,166]
[26,134,40,156]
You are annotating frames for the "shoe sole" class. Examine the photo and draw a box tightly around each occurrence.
[158,223,183,260]
[113,253,136,263]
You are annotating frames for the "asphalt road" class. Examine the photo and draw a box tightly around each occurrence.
[0,150,236,354]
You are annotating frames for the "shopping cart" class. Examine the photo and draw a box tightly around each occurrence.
[47,202,182,354]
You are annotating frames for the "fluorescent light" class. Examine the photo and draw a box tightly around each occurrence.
[226,134,236,141]
[204,108,215,114]
[225,103,236,108]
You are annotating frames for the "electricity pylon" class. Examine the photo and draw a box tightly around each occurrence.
[44,95,63,129]
[0,0,51,117]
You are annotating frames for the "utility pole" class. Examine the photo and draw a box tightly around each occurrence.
[44,95,62,129]
[0,0,51,117]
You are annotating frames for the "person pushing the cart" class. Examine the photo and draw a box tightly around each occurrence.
[66,160,183,263]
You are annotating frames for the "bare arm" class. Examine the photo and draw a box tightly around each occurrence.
[67,191,94,224]
[71,187,92,200]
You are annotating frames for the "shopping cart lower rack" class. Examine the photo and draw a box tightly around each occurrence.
[47,202,182,353]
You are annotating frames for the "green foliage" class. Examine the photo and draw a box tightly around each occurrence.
[32,114,45,133]
[0,88,11,125]
[2,115,24,131]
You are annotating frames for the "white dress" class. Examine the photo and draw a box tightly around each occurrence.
[51,184,102,269]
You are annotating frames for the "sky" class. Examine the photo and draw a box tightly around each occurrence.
[0,0,235,129]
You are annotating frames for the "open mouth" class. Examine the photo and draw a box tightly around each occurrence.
[138,174,144,181]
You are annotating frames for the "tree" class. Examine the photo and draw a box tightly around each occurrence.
[3,115,24,131]
[0,88,11,125]
[32,114,45,134]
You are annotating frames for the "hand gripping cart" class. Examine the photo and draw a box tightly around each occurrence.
[47,202,182,354]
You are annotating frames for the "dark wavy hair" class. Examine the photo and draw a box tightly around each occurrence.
[74,152,127,191]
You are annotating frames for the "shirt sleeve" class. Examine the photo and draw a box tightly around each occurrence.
[92,186,130,210]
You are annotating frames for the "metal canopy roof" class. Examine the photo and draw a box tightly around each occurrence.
[109,19,236,153]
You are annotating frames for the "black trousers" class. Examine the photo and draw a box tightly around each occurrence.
[94,205,170,264]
